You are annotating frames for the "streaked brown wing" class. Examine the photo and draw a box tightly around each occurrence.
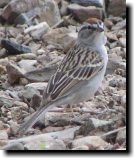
[44,44,104,101]
[45,62,104,101]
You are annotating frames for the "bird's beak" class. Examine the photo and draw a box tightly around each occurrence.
[97,27,104,32]
[97,23,104,32]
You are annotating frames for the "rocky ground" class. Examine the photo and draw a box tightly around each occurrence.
[0,0,126,150]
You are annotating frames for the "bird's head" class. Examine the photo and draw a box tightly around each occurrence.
[78,18,106,47]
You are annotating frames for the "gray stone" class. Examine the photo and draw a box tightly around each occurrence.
[0,130,8,147]
[117,29,126,39]
[19,78,29,85]
[72,136,110,149]
[104,18,113,29]
[107,0,126,17]
[24,22,50,40]
[112,19,126,31]
[87,118,114,129]
[109,42,118,49]
[0,94,14,108]
[44,112,70,126]
[9,121,19,135]
[0,130,8,141]
[6,62,25,84]
[72,145,89,150]
[24,139,66,150]
[68,4,104,22]
[24,66,57,82]
[16,53,37,61]
[18,59,37,71]
[121,95,126,107]
[1,0,61,26]
[110,47,121,54]
[71,0,104,8]
[0,65,6,75]
[75,118,114,136]
[116,128,126,144]
[25,82,48,94]
[60,0,69,16]
[43,27,77,50]
[106,56,126,75]
[106,32,118,42]
[119,38,126,48]
[109,76,126,89]
[8,127,79,147]
[3,142,24,150]
[45,126,80,140]
[43,126,63,133]
[0,121,4,130]
[18,87,40,100]
[0,0,10,8]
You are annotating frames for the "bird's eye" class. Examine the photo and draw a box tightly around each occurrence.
[87,25,92,29]
[98,21,102,25]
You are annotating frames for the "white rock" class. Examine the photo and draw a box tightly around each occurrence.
[119,38,126,47]
[18,59,37,71]
[2,142,24,150]
[24,139,66,150]
[0,121,4,130]
[24,22,49,34]
[116,128,126,144]
[16,53,37,60]
[68,4,104,22]
[9,121,19,135]
[0,130,8,140]
[121,95,126,107]
[72,145,89,150]
[72,136,110,149]
[88,118,113,128]
[106,32,118,41]
[25,82,48,93]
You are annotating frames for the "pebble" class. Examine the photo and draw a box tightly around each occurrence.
[0,130,8,147]
[119,38,126,47]
[104,19,113,29]
[16,53,37,61]
[72,136,111,149]
[0,58,9,66]
[0,65,6,75]
[121,95,126,107]
[9,121,19,135]
[71,0,104,8]
[18,87,40,100]
[25,82,48,94]
[19,78,29,85]
[3,142,24,150]
[24,139,66,150]
[116,128,126,144]
[106,32,118,42]
[72,145,89,150]
[0,121,4,130]
[68,4,104,22]
[18,59,37,71]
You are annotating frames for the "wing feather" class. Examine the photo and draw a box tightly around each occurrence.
[45,44,104,101]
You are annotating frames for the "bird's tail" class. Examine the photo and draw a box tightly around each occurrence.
[18,102,53,135]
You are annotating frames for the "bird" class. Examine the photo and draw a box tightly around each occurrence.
[18,18,108,135]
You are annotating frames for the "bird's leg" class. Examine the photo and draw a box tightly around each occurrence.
[65,104,76,117]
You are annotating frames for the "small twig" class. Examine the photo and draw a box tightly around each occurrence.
[101,126,126,139]
[46,59,60,66]
[51,14,73,29]
[48,107,108,115]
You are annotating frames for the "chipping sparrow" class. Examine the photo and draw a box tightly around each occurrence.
[18,18,108,135]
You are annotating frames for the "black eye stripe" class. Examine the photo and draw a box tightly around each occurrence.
[80,25,89,30]
[80,25,94,31]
